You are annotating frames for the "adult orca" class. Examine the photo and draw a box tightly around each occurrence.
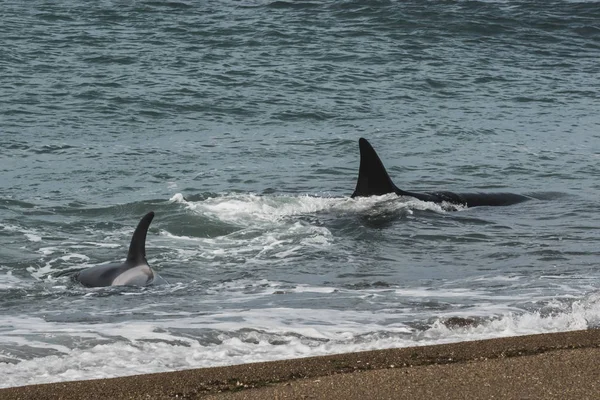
[351,138,530,207]
[74,211,167,287]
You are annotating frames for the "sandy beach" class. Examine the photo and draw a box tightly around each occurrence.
[2,329,600,399]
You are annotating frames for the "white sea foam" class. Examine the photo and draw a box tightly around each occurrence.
[169,192,447,225]
[26,252,92,282]
[172,193,344,224]
[1,292,599,389]
[1,224,43,243]
[165,192,449,263]
[0,271,24,289]
[1,193,595,388]
[166,194,345,264]
[24,233,41,242]
[38,246,59,256]
[78,242,121,249]
[27,262,56,281]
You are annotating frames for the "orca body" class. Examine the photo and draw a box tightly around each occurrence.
[351,138,530,208]
[74,212,166,287]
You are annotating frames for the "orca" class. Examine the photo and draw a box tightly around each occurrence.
[351,138,530,207]
[74,211,167,287]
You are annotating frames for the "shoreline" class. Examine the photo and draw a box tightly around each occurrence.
[2,329,600,399]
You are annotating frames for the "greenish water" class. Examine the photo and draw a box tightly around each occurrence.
[1,0,600,388]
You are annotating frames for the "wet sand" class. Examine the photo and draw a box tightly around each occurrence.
[2,329,600,399]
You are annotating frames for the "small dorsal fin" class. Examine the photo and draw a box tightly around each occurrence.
[351,138,400,198]
[126,211,154,263]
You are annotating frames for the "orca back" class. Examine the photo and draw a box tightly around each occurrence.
[351,138,530,208]
[74,211,165,287]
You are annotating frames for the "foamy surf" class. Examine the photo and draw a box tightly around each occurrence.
[169,192,451,224]
[1,292,599,389]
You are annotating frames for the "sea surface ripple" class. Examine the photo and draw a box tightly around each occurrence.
[1,0,600,388]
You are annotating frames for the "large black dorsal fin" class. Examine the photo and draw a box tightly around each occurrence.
[126,211,154,263]
[351,138,400,198]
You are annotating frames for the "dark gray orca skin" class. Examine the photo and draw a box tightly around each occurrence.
[74,211,167,287]
[351,138,530,208]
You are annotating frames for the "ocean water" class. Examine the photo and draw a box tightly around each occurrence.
[1,0,600,389]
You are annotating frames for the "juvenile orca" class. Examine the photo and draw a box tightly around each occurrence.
[74,211,166,287]
[351,138,530,207]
